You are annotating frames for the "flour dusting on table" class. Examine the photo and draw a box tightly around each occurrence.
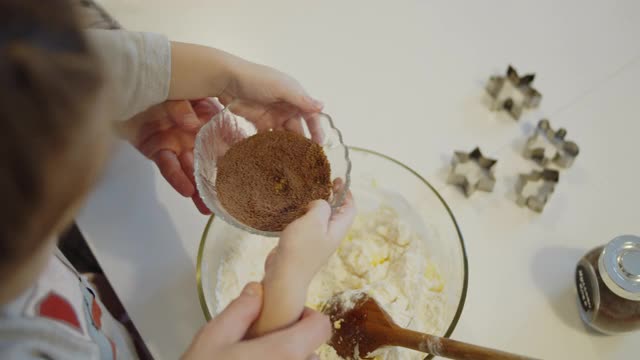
[214,205,446,360]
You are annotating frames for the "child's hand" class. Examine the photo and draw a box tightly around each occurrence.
[250,192,356,336]
[169,42,325,142]
[221,59,323,115]
[218,59,324,140]
[182,282,330,360]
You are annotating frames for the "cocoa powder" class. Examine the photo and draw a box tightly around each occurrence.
[216,130,331,232]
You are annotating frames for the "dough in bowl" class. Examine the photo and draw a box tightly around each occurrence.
[214,205,446,360]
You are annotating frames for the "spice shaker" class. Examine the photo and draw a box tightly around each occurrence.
[575,235,640,334]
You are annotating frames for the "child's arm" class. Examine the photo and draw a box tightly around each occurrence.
[250,193,356,336]
[169,41,322,113]
[92,30,325,213]
[167,42,233,101]
[87,31,322,121]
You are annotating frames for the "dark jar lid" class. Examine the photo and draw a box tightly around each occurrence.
[599,235,640,301]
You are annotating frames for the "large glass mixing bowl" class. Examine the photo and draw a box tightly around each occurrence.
[196,147,468,360]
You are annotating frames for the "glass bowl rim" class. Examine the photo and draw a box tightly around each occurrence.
[194,103,352,237]
[195,146,469,360]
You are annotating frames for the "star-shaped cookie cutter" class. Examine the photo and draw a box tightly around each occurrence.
[447,147,497,197]
[515,169,559,212]
[524,119,579,168]
[486,65,542,120]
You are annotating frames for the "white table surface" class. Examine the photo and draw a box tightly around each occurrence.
[78,1,640,359]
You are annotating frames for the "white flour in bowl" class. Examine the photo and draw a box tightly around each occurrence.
[214,205,446,360]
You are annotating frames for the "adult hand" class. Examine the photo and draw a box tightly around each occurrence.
[181,282,330,360]
[219,59,325,142]
[119,98,221,214]
[270,191,356,278]
[253,191,356,336]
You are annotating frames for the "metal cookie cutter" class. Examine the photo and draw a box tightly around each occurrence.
[524,119,580,168]
[447,147,497,197]
[486,65,541,120]
[515,169,559,212]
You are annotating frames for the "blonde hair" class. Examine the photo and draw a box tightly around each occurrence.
[0,0,107,264]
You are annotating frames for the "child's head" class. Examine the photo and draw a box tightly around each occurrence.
[0,0,110,300]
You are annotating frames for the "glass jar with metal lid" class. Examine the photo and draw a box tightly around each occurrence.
[575,235,640,334]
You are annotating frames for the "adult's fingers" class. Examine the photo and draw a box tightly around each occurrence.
[247,309,331,360]
[191,98,222,123]
[301,200,332,230]
[219,99,276,132]
[152,150,195,197]
[303,113,325,144]
[137,129,190,157]
[280,200,331,251]
[125,104,173,147]
[264,246,278,272]
[233,101,301,134]
[179,150,195,181]
[299,307,320,320]
[179,148,211,215]
[274,76,323,114]
[165,100,201,131]
[328,191,356,242]
[199,282,263,346]
[191,191,211,215]
[284,117,304,135]
[218,94,234,107]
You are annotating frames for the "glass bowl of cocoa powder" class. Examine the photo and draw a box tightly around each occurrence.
[194,101,351,237]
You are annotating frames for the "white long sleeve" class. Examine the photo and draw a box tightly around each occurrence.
[86,30,171,121]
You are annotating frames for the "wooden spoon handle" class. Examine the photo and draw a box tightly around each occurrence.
[390,328,539,360]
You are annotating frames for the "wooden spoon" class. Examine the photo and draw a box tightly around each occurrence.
[323,292,539,360]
